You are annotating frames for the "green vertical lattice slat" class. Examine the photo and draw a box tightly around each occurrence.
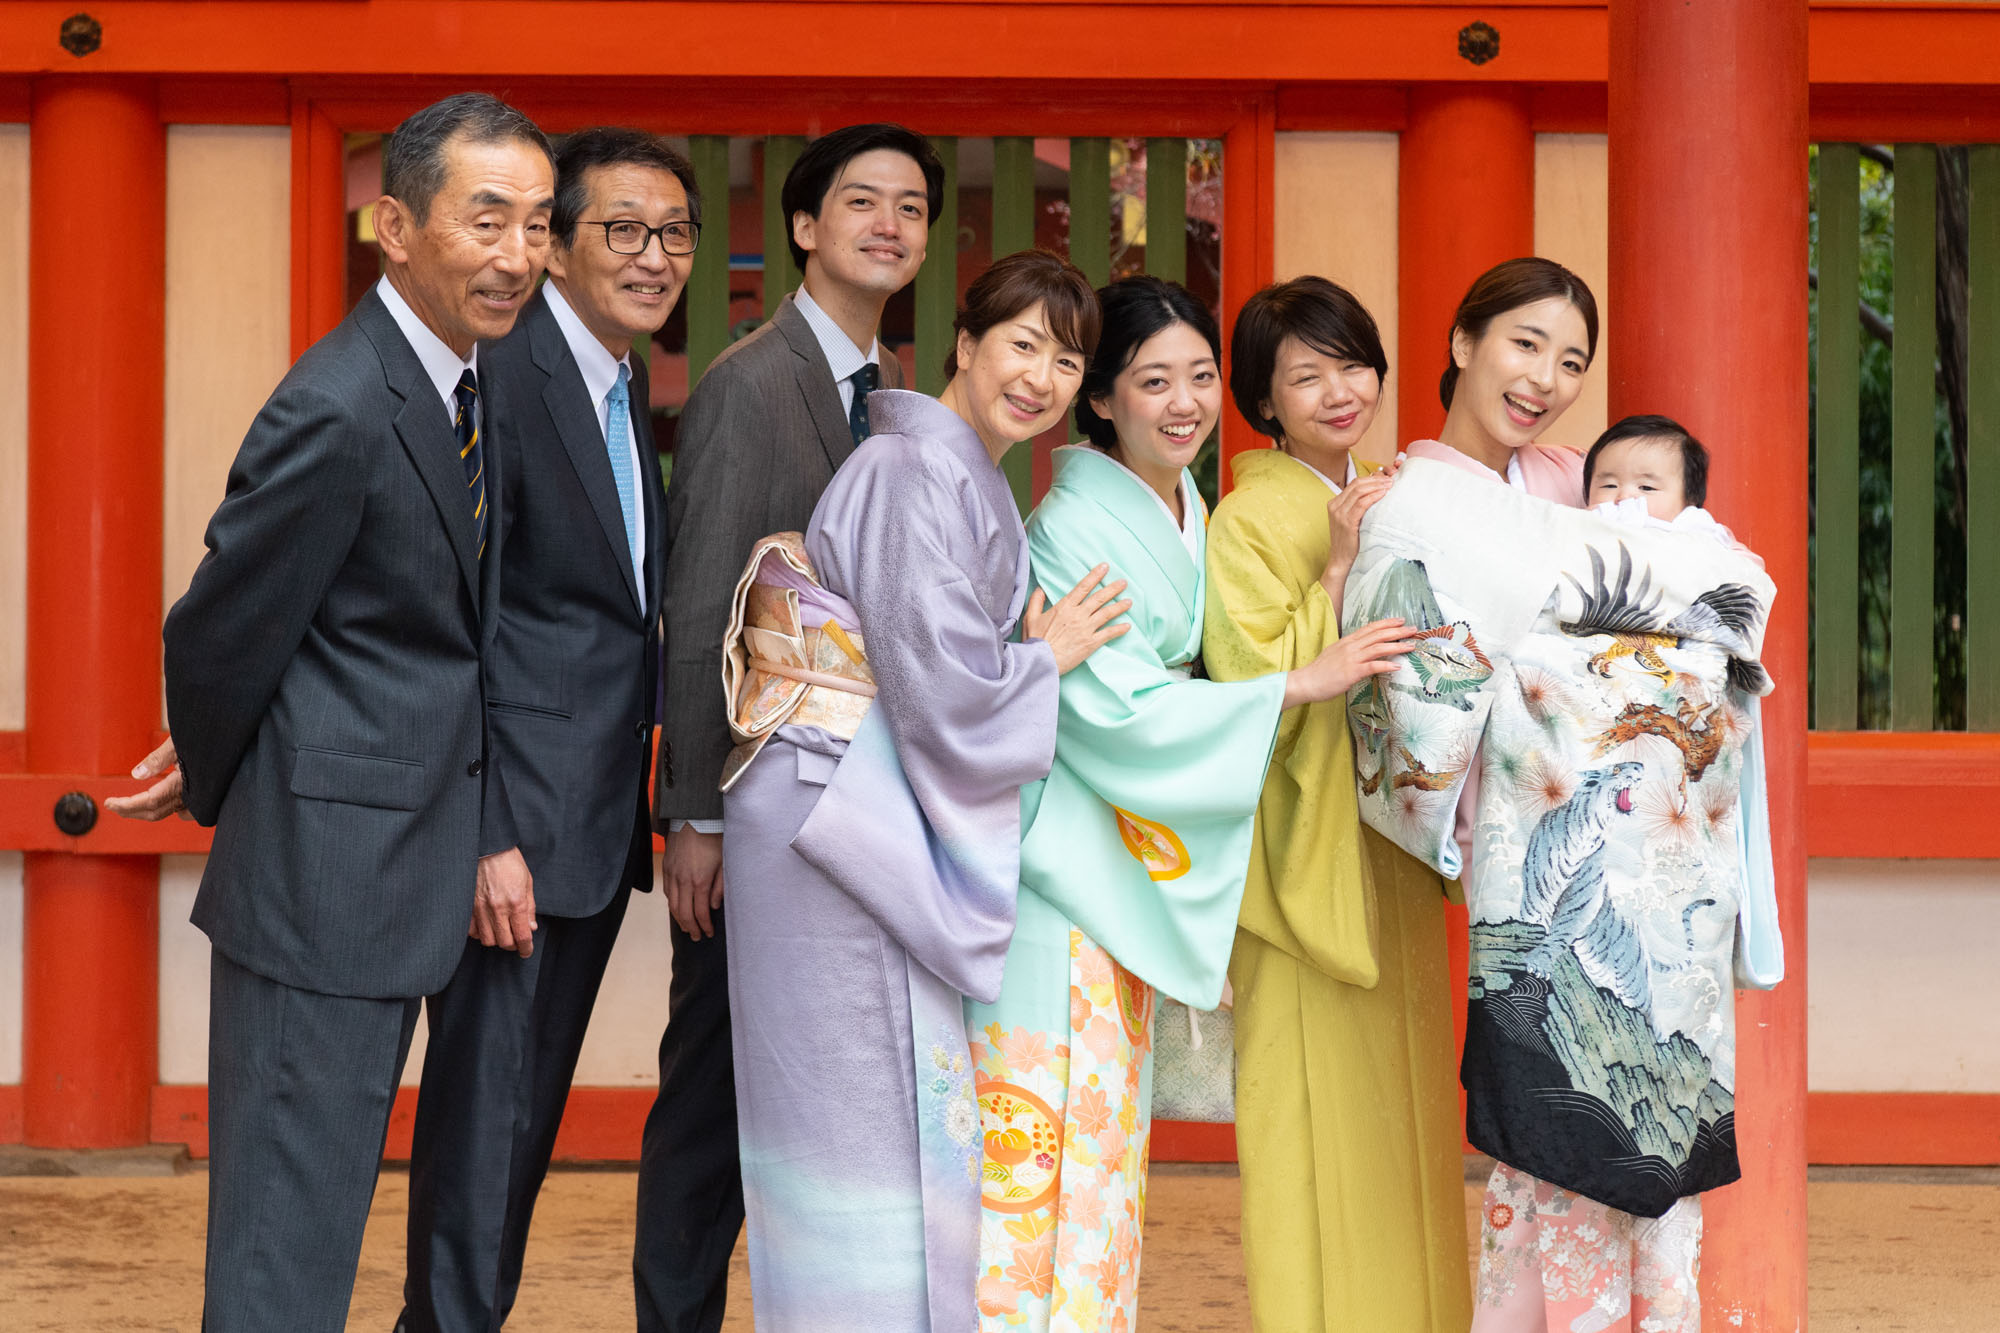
[1967,145,2000,730]
[915,137,959,398]
[1814,144,1862,730]
[1144,138,1187,284]
[685,135,731,386]
[992,137,1038,513]
[762,135,805,319]
[1891,144,1938,731]
[1068,137,1111,288]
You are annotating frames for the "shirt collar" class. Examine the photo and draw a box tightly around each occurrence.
[793,281,879,385]
[1291,449,1358,496]
[542,280,631,409]
[375,275,477,415]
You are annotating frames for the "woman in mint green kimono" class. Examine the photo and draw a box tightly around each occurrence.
[967,277,1415,1331]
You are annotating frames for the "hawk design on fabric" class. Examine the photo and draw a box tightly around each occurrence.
[1590,698,1727,786]
[1560,542,1769,695]
[1373,557,1495,711]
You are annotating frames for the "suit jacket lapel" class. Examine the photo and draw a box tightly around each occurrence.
[632,356,666,621]
[530,299,645,614]
[772,294,856,473]
[359,292,483,606]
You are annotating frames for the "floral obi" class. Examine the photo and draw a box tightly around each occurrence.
[718,531,876,792]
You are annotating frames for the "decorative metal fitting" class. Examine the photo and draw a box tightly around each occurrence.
[53,791,99,838]
[59,13,102,57]
[1458,20,1500,67]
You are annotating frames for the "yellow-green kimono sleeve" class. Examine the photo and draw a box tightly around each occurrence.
[1201,451,1380,986]
[1015,451,1285,1009]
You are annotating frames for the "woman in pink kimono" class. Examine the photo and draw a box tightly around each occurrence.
[1397,259,1707,1332]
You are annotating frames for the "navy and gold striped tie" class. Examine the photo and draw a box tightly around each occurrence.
[453,369,487,558]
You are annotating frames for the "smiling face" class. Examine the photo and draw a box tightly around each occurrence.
[1449,296,1592,455]
[1587,434,1688,520]
[1261,334,1382,477]
[951,301,1087,457]
[794,147,930,301]
[1092,320,1221,481]
[546,162,693,358]
[374,133,555,357]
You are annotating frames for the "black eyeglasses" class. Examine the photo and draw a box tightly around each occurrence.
[583,219,701,257]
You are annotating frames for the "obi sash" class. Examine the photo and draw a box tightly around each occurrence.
[718,531,875,792]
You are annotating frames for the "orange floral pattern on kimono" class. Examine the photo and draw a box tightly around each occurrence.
[972,930,1155,1332]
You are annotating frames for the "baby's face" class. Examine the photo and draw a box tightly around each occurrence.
[1588,435,1686,521]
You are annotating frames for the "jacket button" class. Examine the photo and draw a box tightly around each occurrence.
[467,759,483,777]
[635,722,649,740]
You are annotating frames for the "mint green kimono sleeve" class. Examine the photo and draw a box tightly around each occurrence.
[1016,473,1285,1011]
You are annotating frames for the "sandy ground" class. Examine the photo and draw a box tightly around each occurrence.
[2,1164,1996,1330]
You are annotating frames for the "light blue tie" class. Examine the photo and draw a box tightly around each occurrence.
[605,365,641,580]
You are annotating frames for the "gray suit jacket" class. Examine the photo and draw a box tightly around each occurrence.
[480,288,663,918]
[656,292,903,822]
[165,288,504,1000]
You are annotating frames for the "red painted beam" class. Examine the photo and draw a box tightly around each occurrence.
[1218,94,1277,489]
[1807,732,2000,859]
[1807,1092,2000,1167]
[1609,3,1811,1329]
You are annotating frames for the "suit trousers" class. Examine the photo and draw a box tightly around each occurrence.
[399,888,633,1333]
[633,906,743,1333]
[203,947,421,1333]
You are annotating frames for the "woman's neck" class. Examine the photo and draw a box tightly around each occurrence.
[1279,436,1352,488]
[1109,444,1184,522]
[938,377,1015,466]
[1437,411,1515,479]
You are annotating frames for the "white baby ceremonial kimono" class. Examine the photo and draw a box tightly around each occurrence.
[1344,459,1776,1219]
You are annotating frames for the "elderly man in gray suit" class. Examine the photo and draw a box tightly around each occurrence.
[158,94,554,1332]
[636,122,944,1333]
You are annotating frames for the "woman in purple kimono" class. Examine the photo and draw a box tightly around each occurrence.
[721,250,1126,1332]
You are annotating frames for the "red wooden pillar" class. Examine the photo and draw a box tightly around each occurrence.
[1396,85,1535,1104]
[1397,85,1535,446]
[22,78,166,1148]
[1608,4,1810,1327]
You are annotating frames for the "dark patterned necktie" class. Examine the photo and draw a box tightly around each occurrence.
[453,369,487,558]
[847,363,880,447]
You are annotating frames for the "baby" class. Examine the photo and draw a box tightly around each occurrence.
[1582,412,1754,557]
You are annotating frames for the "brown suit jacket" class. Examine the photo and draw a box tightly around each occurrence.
[656,291,904,823]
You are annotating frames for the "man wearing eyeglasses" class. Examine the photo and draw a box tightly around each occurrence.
[395,126,700,1333]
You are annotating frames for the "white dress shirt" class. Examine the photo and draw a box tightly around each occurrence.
[794,282,882,412]
[376,275,478,433]
[543,281,649,598]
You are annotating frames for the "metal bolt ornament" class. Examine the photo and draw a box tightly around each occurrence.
[59,12,102,57]
[1458,20,1500,66]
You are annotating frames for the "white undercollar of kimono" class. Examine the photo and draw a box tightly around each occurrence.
[1063,444,1203,563]
[1293,450,1359,496]
[1505,450,1527,492]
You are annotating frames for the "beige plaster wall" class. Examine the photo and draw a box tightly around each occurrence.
[162,125,292,726]
[0,126,28,734]
[1533,133,1610,453]
[1272,132,1400,464]
[0,854,21,1085]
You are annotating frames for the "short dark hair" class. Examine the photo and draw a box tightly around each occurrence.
[946,249,1101,383]
[1583,413,1710,507]
[552,127,701,248]
[1074,276,1220,449]
[1228,276,1388,441]
[780,124,946,272]
[1439,257,1598,410]
[382,93,553,226]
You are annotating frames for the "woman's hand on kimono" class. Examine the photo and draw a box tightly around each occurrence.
[1323,473,1395,581]
[1024,563,1133,674]
[1282,617,1418,708]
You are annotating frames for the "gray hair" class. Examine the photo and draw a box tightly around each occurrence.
[382,92,554,225]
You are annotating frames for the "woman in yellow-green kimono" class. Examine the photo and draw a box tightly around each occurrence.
[968,276,1413,1332]
[1203,276,1472,1332]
